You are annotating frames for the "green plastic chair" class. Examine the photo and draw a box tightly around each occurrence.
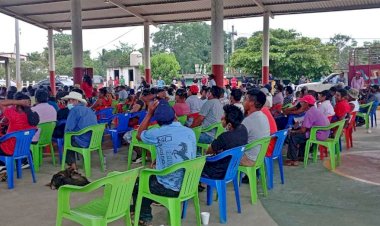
[134,157,206,226]
[169,100,175,107]
[192,126,202,144]
[238,136,271,205]
[197,122,225,154]
[303,120,346,170]
[127,124,160,170]
[282,103,292,109]
[356,101,373,130]
[177,115,188,125]
[56,168,141,226]
[31,121,57,172]
[61,123,106,178]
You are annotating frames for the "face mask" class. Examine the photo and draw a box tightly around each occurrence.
[67,103,74,110]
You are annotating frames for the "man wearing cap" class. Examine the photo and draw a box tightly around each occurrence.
[186,84,203,113]
[286,95,330,166]
[132,100,196,225]
[62,92,97,169]
[351,71,365,90]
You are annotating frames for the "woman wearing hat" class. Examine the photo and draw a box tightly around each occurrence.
[347,88,360,112]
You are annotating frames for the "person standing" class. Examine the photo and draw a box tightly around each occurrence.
[337,72,346,84]
[120,75,126,86]
[81,75,93,101]
[231,76,238,89]
[180,76,186,88]
[157,77,165,88]
[201,75,208,87]
[208,74,216,87]
[351,71,365,90]
[62,92,97,170]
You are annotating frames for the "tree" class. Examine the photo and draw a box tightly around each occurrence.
[151,53,180,83]
[328,34,357,70]
[231,29,336,81]
[152,22,212,74]
[235,37,248,50]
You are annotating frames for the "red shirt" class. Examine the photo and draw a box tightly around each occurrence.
[173,103,190,116]
[334,99,351,119]
[261,107,278,157]
[231,77,238,89]
[81,82,93,99]
[201,77,208,85]
[0,107,34,155]
[95,97,112,111]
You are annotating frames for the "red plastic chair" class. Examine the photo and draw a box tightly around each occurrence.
[343,111,357,149]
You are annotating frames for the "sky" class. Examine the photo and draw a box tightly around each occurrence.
[1,8,380,58]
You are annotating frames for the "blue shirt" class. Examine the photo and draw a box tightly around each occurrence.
[157,80,165,88]
[48,101,59,111]
[141,122,196,191]
[65,104,97,148]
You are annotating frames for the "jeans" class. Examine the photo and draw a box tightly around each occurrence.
[65,138,82,165]
[287,133,307,161]
[198,132,214,144]
[132,176,179,222]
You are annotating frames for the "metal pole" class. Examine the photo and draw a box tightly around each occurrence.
[5,58,10,88]
[15,19,21,89]
[144,22,151,84]
[48,29,56,95]
[262,12,270,85]
[71,0,84,85]
[211,0,224,87]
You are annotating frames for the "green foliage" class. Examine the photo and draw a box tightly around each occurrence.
[231,29,336,81]
[152,22,212,74]
[235,37,248,50]
[328,34,357,70]
[151,53,180,83]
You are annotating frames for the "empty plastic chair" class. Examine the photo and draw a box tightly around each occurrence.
[105,113,133,153]
[31,121,56,171]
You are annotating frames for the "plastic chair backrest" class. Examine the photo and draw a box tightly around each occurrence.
[103,169,140,218]
[114,113,132,132]
[169,100,175,107]
[202,122,225,139]
[205,146,245,181]
[85,124,106,149]
[0,129,36,158]
[330,120,346,142]
[286,113,305,129]
[271,129,288,158]
[130,110,147,124]
[192,126,202,143]
[347,111,357,129]
[96,107,114,121]
[370,101,379,115]
[37,121,56,146]
[178,156,206,199]
[244,136,271,168]
[177,115,187,125]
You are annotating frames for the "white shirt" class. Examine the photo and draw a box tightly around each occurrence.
[318,100,335,117]
[349,100,360,112]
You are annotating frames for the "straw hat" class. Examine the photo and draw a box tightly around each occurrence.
[62,91,87,104]
[348,88,359,99]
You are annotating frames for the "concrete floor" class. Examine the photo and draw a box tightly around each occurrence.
[1,121,380,226]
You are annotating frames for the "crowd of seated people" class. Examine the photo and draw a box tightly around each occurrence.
[0,73,375,225]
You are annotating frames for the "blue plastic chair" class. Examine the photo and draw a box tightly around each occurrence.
[96,107,114,126]
[370,101,378,127]
[105,113,133,153]
[52,119,66,163]
[0,129,36,189]
[184,146,245,224]
[264,129,288,190]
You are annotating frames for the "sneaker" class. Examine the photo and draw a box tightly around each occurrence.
[21,163,30,169]
[133,157,142,164]
[0,165,6,172]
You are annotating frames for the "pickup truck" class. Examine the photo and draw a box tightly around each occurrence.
[296,73,340,92]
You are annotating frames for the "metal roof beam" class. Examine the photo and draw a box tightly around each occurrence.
[252,0,274,19]
[0,6,50,30]
[108,0,156,26]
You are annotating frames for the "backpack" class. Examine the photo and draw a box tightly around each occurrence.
[48,168,90,190]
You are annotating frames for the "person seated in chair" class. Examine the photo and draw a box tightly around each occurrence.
[286,95,330,166]
[131,99,196,226]
[201,104,248,180]
[62,92,97,170]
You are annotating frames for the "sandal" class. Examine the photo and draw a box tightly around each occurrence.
[285,160,299,166]
[0,172,7,182]
[138,220,153,226]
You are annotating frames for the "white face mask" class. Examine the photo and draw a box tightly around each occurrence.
[67,103,74,110]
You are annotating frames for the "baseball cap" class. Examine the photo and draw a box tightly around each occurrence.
[189,85,199,94]
[154,100,175,125]
[298,95,316,105]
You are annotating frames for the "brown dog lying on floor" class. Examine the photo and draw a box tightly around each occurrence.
[47,168,90,190]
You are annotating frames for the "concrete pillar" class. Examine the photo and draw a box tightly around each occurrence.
[71,0,84,85]
[15,19,21,90]
[48,29,56,95]
[144,22,151,84]
[262,12,270,85]
[211,0,224,87]
[5,58,10,88]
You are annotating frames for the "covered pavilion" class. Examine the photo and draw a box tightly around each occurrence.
[2,0,380,93]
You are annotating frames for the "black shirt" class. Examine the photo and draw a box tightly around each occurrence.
[202,124,248,179]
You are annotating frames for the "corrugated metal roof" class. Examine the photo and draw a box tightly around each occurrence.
[1,0,380,30]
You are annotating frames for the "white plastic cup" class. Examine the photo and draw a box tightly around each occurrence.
[201,212,210,225]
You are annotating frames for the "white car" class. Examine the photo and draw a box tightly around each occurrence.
[296,73,340,92]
